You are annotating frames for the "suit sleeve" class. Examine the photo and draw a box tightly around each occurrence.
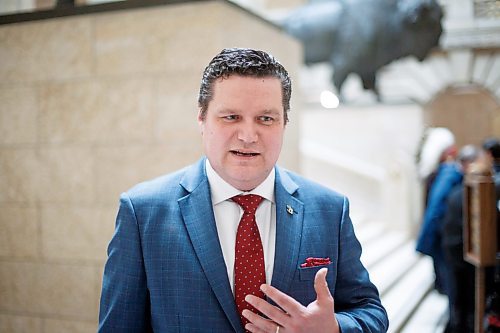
[98,193,151,332]
[334,197,389,333]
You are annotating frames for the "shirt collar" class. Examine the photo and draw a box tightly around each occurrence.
[205,159,275,205]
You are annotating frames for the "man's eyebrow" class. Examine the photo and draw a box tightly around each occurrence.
[261,109,282,116]
[216,108,281,114]
[216,108,239,114]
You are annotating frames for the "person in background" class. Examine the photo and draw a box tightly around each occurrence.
[481,137,500,266]
[417,127,457,210]
[416,127,459,295]
[482,137,500,175]
[441,145,481,333]
[481,137,500,333]
[98,48,388,333]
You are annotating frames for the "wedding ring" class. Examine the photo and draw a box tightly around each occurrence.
[275,325,280,333]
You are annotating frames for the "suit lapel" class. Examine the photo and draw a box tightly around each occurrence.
[178,159,243,333]
[271,167,304,295]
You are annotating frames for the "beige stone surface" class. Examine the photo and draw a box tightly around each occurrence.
[37,146,95,204]
[0,85,38,145]
[0,314,42,333]
[98,206,120,258]
[155,73,201,145]
[41,204,115,261]
[94,12,167,76]
[0,204,38,258]
[0,146,99,204]
[0,262,100,320]
[39,78,156,144]
[94,3,221,77]
[94,144,202,205]
[0,148,39,203]
[0,262,39,313]
[38,263,101,320]
[43,318,96,333]
[0,17,93,83]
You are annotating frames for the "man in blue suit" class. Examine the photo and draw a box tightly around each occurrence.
[98,48,388,333]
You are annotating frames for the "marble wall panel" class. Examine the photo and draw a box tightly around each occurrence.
[43,318,95,333]
[94,144,202,205]
[93,3,220,77]
[93,13,167,76]
[0,85,38,145]
[39,78,156,145]
[0,314,42,333]
[96,205,120,261]
[0,17,93,83]
[0,203,38,258]
[39,263,100,320]
[40,204,115,261]
[155,73,201,145]
[37,146,95,204]
[161,28,222,75]
[0,262,100,320]
[0,262,40,313]
[0,148,39,203]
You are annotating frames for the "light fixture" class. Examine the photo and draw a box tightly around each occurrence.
[320,90,340,109]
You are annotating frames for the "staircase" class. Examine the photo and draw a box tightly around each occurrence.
[299,108,449,333]
[357,221,448,333]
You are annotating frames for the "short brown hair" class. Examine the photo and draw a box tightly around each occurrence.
[198,48,292,123]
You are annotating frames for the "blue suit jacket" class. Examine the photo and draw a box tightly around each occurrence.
[98,158,388,332]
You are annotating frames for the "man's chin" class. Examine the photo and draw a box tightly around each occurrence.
[227,171,262,191]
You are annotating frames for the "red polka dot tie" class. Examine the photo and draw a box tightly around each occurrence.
[232,194,265,330]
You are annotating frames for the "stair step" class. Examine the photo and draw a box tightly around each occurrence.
[360,230,408,269]
[382,256,435,333]
[369,241,420,296]
[354,221,386,246]
[400,290,448,333]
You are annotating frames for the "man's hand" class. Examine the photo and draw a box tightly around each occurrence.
[243,268,340,333]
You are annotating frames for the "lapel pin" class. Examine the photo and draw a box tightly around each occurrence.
[286,205,294,215]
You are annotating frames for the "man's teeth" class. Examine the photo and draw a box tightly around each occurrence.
[233,151,258,156]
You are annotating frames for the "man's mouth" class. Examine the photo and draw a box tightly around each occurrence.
[230,150,259,157]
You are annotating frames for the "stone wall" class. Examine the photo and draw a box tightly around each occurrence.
[0,2,301,331]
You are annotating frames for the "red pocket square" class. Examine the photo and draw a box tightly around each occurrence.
[300,257,332,268]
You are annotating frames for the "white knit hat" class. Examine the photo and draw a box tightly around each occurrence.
[417,127,455,180]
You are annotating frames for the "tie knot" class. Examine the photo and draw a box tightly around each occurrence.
[232,194,264,214]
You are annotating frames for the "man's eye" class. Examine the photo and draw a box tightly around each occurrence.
[223,115,238,121]
[259,116,274,123]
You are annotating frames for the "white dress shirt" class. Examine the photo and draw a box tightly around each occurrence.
[205,159,276,294]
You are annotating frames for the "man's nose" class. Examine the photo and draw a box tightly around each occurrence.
[237,122,258,143]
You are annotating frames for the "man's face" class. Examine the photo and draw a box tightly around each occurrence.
[198,75,286,191]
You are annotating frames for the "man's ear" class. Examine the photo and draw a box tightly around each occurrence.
[197,108,204,122]
[197,109,204,133]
